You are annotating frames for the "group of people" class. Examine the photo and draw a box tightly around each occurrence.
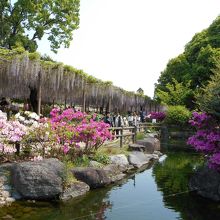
[103,111,145,128]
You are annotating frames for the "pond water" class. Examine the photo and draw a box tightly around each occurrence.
[1,145,220,220]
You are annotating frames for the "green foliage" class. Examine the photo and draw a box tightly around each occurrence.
[73,155,90,167]
[164,105,192,126]
[136,132,145,140]
[63,160,77,188]
[0,0,80,53]
[28,52,41,60]
[156,78,194,107]
[196,60,220,119]
[156,53,192,90]
[86,75,99,84]
[153,152,204,194]
[97,145,129,156]
[103,81,113,86]
[92,152,110,165]
[40,54,55,62]
[155,15,220,108]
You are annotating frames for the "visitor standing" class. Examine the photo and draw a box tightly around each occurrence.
[103,112,114,127]
[133,111,140,127]
[113,112,124,137]
[128,112,134,126]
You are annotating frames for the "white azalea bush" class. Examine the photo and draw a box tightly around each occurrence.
[15,111,40,126]
[21,119,53,158]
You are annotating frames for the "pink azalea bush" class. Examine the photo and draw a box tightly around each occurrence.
[187,112,220,170]
[0,108,112,161]
[148,111,166,122]
[49,108,112,157]
[0,113,27,155]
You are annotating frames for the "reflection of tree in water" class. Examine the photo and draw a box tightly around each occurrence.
[153,152,203,194]
[0,186,112,220]
[59,187,113,220]
[153,152,220,220]
[95,200,112,220]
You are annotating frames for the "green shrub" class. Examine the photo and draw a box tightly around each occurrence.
[164,105,191,126]
[136,132,145,140]
[92,152,110,165]
[73,155,90,167]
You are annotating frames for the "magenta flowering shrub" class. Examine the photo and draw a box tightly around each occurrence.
[50,108,86,123]
[148,112,166,121]
[0,108,112,160]
[187,112,220,170]
[49,108,112,157]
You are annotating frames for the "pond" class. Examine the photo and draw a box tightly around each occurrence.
[1,145,220,220]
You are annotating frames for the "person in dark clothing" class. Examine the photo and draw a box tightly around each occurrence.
[0,97,10,111]
[140,110,145,123]
[0,97,11,119]
[103,112,114,127]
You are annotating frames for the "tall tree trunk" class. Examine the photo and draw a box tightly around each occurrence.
[82,85,86,112]
[37,72,42,115]
[29,87,38,113]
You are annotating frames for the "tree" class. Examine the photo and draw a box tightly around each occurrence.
[196,60,220,119]
[0,0,80,53]
[186,45,220,88]
[156,54,192,90]
[155,78,194,108]
[155,15,220,109]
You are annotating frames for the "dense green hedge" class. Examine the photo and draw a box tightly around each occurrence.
[164,105,192,126]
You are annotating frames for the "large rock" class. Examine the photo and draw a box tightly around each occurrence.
[109,154,129,166]
[89,160,103,168]
[136,137,160,153]
[189,166,220,201]
[103,164,126,183]
[128,143,146,152]
[128,151,153,168]
[103,164,122,176]
[11,158,65,200]
[72,167,111,189]
[145,132,159,138]
[60,181,90,201]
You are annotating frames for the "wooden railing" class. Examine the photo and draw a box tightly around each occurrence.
[108,123,161,148]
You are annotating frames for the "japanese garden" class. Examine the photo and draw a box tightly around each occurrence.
[0,1,220,220]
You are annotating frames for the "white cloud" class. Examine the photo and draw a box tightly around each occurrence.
[38,0,220,97]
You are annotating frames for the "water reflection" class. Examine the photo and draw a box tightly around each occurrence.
[0,187,113,220]
[1,151,220,220]
[152,151,220,220]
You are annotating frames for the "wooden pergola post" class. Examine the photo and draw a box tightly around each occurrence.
[82,83,86,112]
[37,71,42,116]
[108,97,112,113]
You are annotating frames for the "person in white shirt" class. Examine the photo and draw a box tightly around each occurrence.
[133,111,140,127]
[113,112,124,137]
[128,112,134,126]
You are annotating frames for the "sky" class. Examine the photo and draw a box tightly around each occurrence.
[38,0,220,98]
